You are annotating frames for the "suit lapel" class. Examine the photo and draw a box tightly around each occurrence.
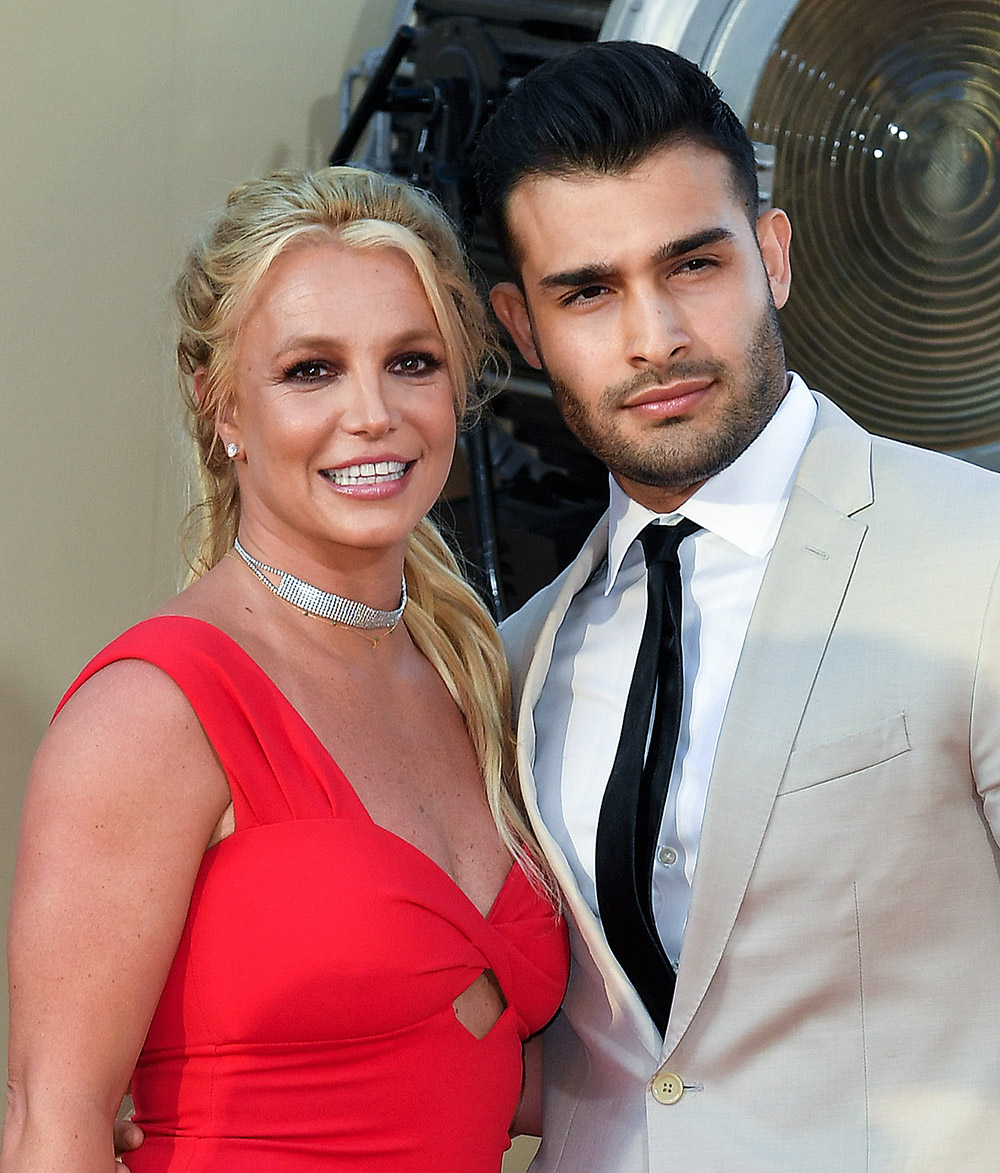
[666,395,874,1052]
[516,516,664,1060]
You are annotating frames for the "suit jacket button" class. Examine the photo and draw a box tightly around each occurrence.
[650,1068,684,1105]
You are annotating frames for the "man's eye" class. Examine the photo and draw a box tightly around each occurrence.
[565,285,608,306]
[677,257,714,274]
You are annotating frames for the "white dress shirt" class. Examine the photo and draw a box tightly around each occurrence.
[532,376,817,968]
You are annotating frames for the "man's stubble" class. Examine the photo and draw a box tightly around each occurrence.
[545,298,788,495]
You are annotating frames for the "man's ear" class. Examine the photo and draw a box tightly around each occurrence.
[490,282,543,370]
[756,208,792,310]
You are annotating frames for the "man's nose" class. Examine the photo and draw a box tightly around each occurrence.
[623,291,690,369]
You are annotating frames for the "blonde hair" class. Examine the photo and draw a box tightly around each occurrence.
[175,166,551,895]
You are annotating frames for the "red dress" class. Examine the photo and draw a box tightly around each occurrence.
[59,616,569,1170]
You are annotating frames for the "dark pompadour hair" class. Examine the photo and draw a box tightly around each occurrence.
[473,40,759,269]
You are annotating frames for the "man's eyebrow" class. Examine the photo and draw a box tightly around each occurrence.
[654,227,736,263]
[537,227,738,291]
[538,261,617,291]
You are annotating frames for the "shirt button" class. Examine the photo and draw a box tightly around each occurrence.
[650,1068,685,1105]
[657,845,678,866]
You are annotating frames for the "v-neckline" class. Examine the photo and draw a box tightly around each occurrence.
[155,614,518,924]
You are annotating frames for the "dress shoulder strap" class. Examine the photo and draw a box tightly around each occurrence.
[56,615,362,829]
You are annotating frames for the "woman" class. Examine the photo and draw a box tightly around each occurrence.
[2,167,568,1171]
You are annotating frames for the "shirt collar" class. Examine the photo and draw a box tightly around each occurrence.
[604,374,817,594]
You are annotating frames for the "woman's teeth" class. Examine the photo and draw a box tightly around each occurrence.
[324,460,407,486]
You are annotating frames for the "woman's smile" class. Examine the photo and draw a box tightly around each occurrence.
[320,458,414,495]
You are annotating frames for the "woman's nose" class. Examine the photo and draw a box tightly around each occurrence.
[340,371,398,436]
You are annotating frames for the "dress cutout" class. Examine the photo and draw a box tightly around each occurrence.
[57,616,569,1171]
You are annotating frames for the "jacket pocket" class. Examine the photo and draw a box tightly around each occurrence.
[779,712,910,795]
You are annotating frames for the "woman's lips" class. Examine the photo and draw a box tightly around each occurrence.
[319,458,415,498]
[321,459,408,487]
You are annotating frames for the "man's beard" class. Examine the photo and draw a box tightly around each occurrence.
[545,299,788,494]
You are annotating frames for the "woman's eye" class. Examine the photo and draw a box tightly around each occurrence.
[392,351,444,375]
[283,359,332,382]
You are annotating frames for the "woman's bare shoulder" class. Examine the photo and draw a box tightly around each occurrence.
[35,651,230,832]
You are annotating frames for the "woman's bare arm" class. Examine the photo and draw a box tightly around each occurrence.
[2,660,230,1172]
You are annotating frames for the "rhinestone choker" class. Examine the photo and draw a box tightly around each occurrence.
[233,537,407,632]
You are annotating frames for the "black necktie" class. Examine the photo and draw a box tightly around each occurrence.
[595,517,700,1035]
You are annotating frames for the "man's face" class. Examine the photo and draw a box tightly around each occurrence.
[491,141,794,513]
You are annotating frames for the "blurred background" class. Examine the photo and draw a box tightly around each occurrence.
[3,2,999,1167]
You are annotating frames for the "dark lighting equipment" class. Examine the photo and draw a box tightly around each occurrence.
[336,0,1000,614]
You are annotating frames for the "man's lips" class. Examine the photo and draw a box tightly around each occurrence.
[622,378,714,417]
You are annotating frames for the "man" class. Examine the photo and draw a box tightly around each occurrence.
[475,40,1000,1172]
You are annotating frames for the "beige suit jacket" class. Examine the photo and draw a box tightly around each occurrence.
[502,393,1000,1172]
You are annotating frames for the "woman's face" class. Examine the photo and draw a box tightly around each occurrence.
[218,239,458,572]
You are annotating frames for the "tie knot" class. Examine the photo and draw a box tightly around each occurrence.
[639,517,701,568]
